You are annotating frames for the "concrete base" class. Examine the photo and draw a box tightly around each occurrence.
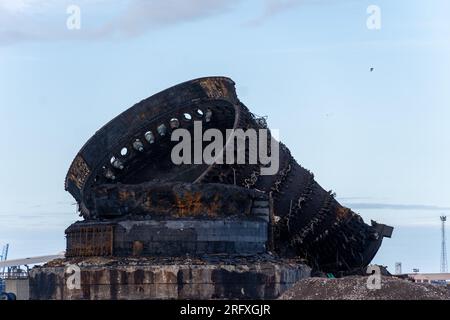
[29,256,310,300]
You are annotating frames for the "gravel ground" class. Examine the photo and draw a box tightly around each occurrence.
[279,276,450,300]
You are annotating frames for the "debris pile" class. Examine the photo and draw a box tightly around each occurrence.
[279,276,450,300]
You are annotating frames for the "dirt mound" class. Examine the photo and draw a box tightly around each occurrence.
[279,276,450,300]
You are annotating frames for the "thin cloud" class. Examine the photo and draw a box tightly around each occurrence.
[338,196,379,201]
[344,202,450,211]
[245,0,302,27]
[244,0,347,27]
[96,0,240,38]
[0,0,240,45]
[0,0,351,44]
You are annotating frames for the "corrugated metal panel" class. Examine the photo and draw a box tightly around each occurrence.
[66,225,114,257]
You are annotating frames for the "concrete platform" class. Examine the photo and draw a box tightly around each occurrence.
[29,256,310,300]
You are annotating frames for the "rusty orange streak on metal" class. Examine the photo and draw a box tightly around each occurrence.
[173,192,224,218]
[336,207,351,221]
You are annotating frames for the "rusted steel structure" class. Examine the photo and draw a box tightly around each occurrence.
[64,76,392,274]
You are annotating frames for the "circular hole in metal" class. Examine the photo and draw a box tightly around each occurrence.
[110,156,116,165]
[195,109,204,117]
[133,139,144,152]
[205,108,212,122]
[183,113,192,121]
[157,124,167,136]
[121,147,128,156]
[145,131,155,144]
[104,168,115,180]
[112,159,124,170]
[170,118,180,129]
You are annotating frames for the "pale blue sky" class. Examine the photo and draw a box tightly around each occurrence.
[0,0,449,273]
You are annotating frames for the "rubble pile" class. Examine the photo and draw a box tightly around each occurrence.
[279,276,450,300]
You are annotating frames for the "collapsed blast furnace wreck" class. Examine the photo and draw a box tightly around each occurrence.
[30,77,392,300]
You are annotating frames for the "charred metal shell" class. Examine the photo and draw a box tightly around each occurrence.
[65,77,392,273]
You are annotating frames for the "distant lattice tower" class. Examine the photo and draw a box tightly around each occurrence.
[440,216,448,273]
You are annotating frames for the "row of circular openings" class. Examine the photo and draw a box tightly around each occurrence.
[183,108,204,121]
[142,108,208,143]
[105,108,210,178]
[118,139,145,158]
